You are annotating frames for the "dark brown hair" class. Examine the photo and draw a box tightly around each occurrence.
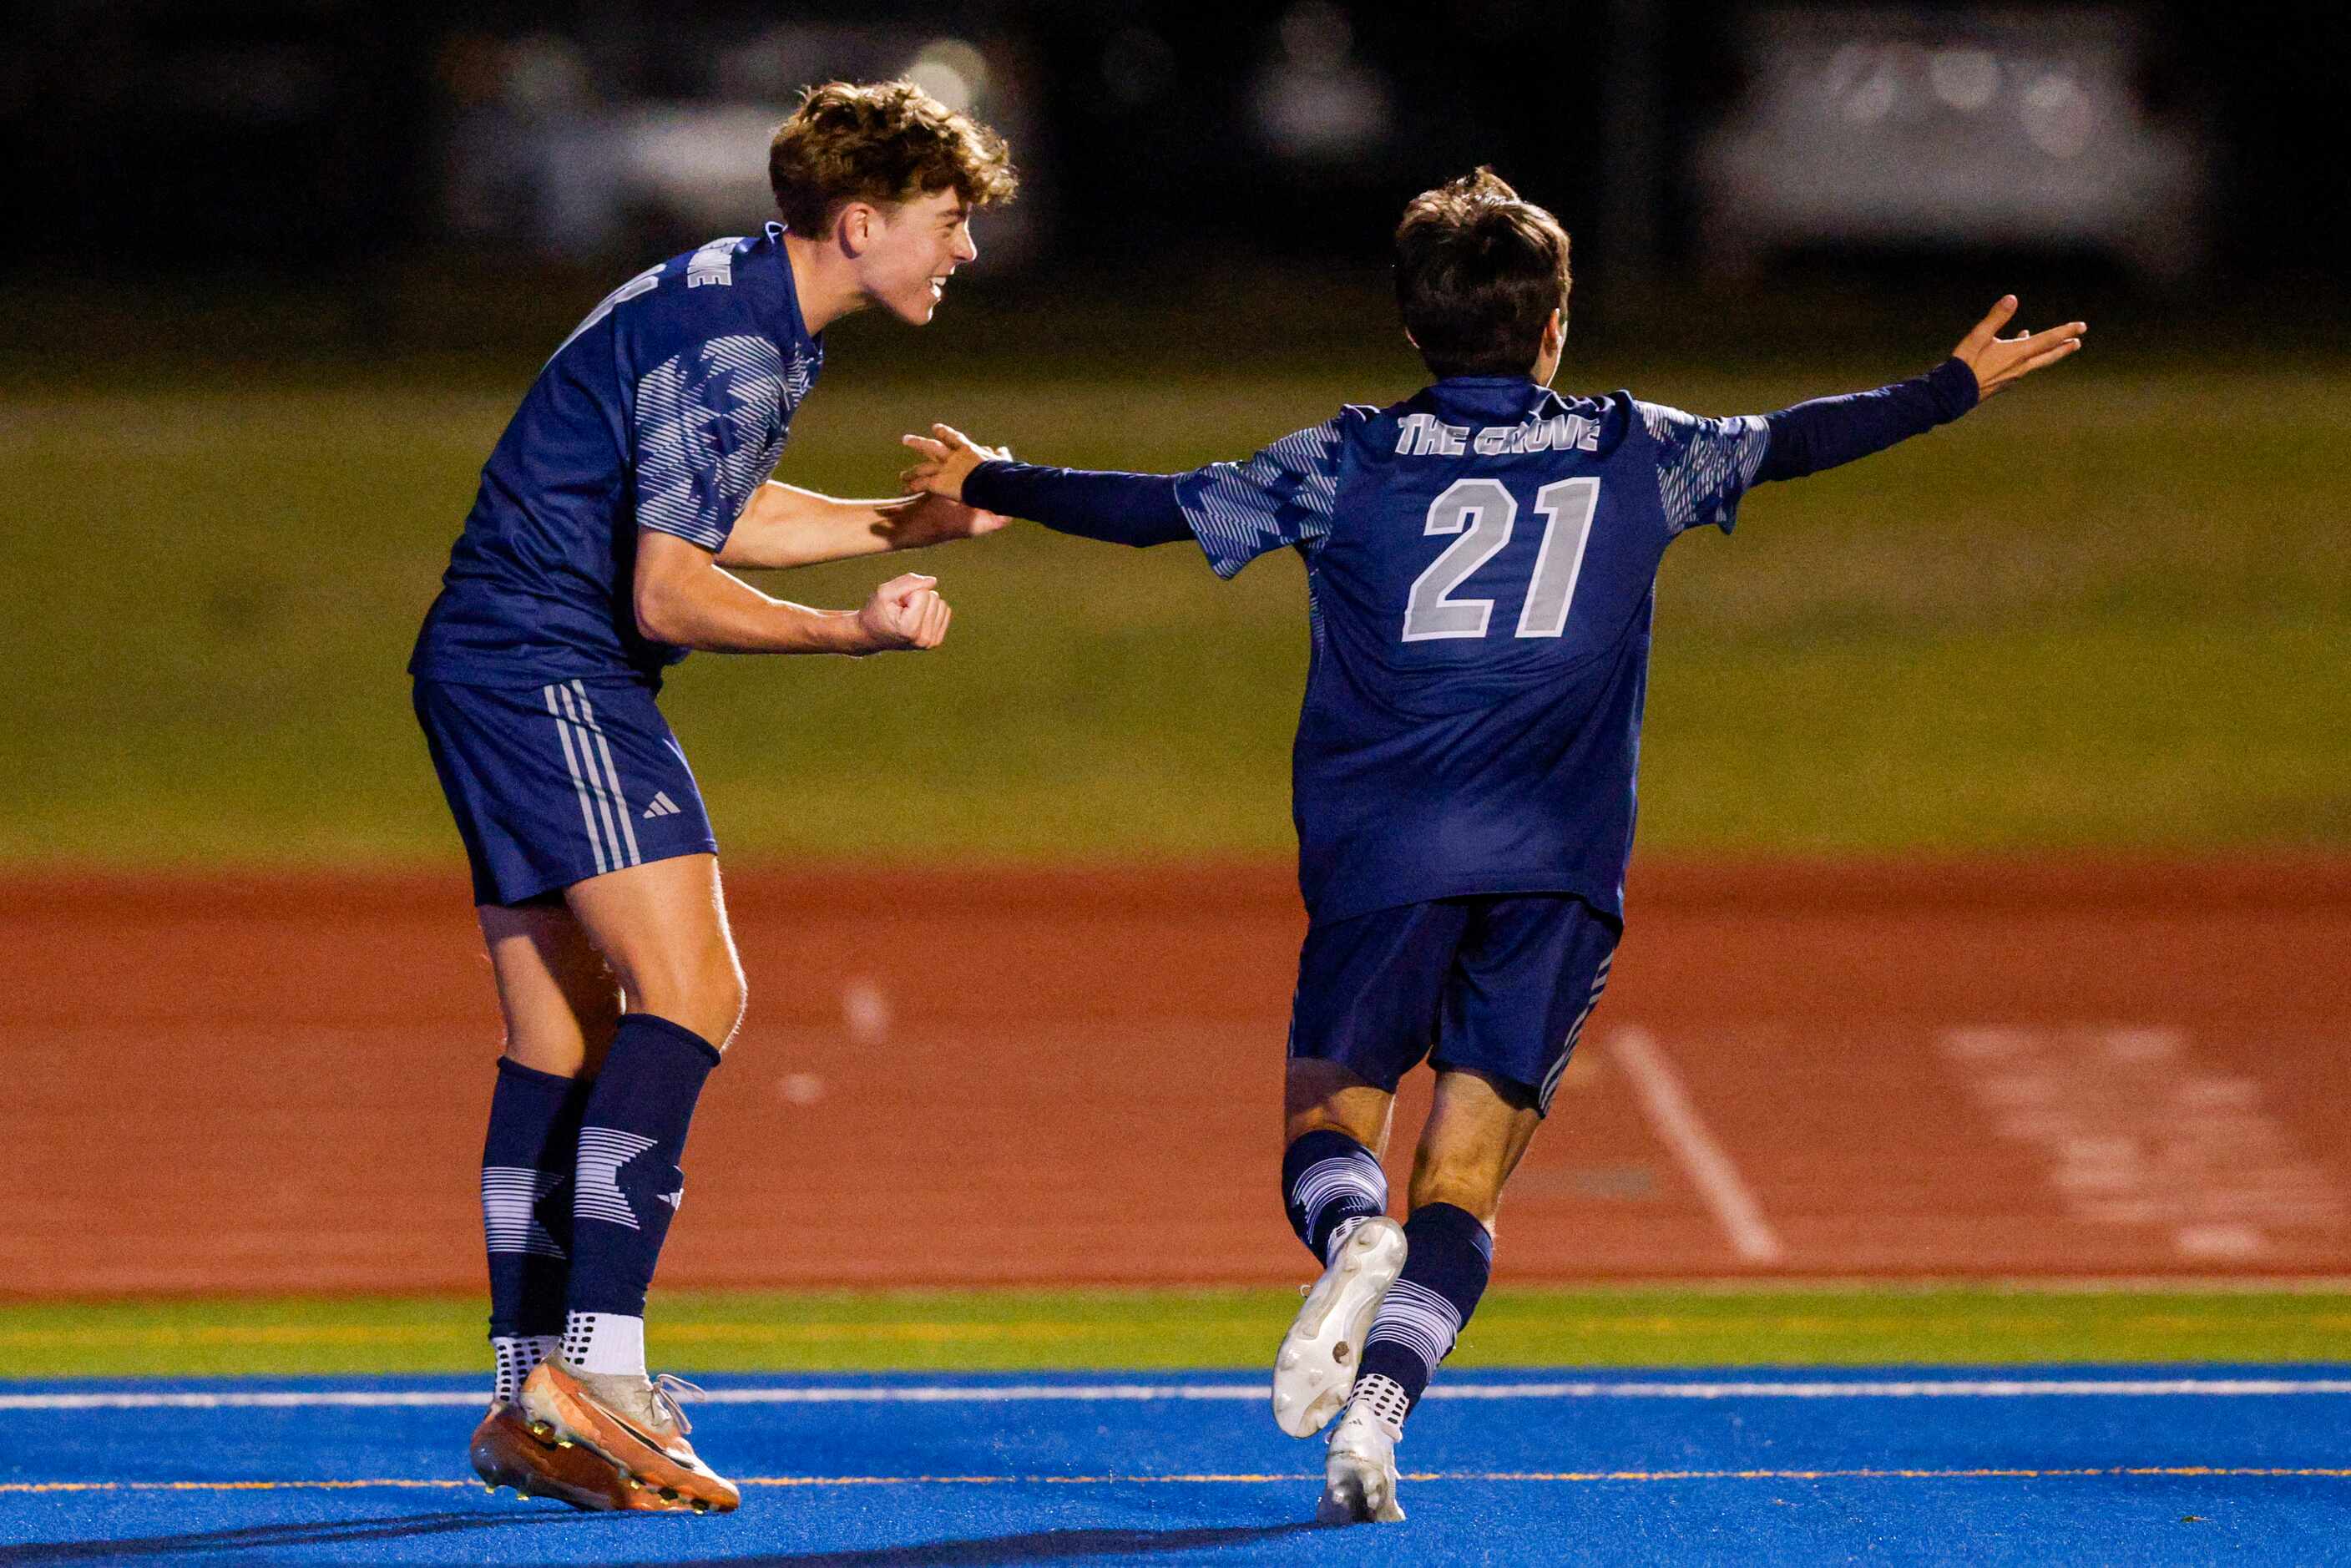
[1393,167,1570,379]
[768,80,1018,237]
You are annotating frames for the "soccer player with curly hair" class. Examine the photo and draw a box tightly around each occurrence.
[411,79,1015,1513]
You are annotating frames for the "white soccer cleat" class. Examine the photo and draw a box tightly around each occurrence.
[1317,1380,1409,1525]
[1272,1216,1407,1437]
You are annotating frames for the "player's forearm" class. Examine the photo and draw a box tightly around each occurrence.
[635,559,871,655]
[963,460,1193,547]
[716,483,969,570]
[1754,358,1979,483]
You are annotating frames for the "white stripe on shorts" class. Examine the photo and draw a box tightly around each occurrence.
[549,684,640,873]
[544,685,612,876]
[566,680,643,866]
[1539,950,1615,1112]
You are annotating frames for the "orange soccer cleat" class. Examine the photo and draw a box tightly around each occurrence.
[517,1360,741,1514]
[469,1400,667,1511]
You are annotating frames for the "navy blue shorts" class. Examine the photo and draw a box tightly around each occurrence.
[413,677,718,908]
[1287,894,1618,1115]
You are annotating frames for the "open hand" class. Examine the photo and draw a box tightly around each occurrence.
[1954,297,2086,400]
[900,423,1009,503]
[853,572,952,654]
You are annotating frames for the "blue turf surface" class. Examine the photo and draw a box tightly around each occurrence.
[3,1368,2347,1565]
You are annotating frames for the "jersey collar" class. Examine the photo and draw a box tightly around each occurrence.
[1422,375,1547,420]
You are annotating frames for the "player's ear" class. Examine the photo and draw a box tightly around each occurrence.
[836,203,874,256]
[1542,310,1565,353]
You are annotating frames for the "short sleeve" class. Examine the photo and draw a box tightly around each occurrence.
[1172,415,1353,579]
[1635,402,1771,536]
[632,335,791,553]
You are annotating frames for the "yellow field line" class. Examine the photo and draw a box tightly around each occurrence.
[8,1466,2350,1495]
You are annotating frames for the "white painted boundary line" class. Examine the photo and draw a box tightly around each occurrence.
[13,1465,2351,1495]
[11,1378,2351,1411]
[1608,1027,1785,1263]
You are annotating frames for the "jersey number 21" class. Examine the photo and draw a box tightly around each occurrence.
[1401,477,1600,642]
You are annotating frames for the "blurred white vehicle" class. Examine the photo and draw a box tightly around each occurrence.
[1692,7,2209,282]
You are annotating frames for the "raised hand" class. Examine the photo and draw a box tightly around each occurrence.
[1954,297,2086,400]
[853,572,952,654]
[900,422,1010,503]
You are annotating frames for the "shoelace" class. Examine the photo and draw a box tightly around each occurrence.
[650,1373,704,1436]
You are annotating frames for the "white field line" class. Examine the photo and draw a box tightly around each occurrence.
[11,1465,2351,1495]
[10,1378,2351,1412]
[1607,1027,1785,1263]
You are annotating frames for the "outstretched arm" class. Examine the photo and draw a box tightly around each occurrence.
[899,425,1192,546]
[713,482,1007,570]
[1757,297,2086,483]
[634,530,952,655]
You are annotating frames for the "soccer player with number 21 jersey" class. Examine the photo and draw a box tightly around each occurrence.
[902,167,2085,1525]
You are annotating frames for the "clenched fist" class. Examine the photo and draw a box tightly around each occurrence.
[853,572,953,654]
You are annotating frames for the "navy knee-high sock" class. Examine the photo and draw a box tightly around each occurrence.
[1356,1202,1494,1419]
[481,1059,591,1399]
[561,1013,720,1375]
[1282,1130,1389,1264]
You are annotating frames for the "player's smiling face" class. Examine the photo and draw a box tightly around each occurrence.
[855,189,978,325]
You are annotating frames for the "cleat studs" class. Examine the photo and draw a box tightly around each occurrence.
[1334,1342,1352,1362]
[528,1420,554,1440]
[627,1478,644,1490]
[660,1487,680,1502]
[555,1439,574,1448]
[691,1499,711,1515]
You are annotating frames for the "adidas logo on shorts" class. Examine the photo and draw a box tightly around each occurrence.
[641,791,682,820]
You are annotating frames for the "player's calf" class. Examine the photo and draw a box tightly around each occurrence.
[1274,1130,1403,1437]
[559,1014,722,1385]
[1317,1201,1494,1522]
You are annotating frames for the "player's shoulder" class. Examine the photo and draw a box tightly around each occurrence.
[614,228,812,363]
[632,234,777,336]
[1323,402,1383,448]
[1244,405,1380,473]
[1621,392,1767,449]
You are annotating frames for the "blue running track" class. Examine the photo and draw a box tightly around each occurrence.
[3,1368,2347,1565]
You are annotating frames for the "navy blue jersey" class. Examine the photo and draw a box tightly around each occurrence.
[1173,376,1769,926]
[411,224,822,686]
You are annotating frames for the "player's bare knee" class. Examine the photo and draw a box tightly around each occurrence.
[711,964,748,1050]
[622,952,744,1050]
[690,948,747,1050]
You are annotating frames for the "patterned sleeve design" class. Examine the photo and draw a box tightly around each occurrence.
[633,335,806,551]
[1636,402,1771,536]
[1173,417,1348,579]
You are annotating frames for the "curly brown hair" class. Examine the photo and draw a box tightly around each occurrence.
[1393,168,1570,380]
[768,80,1019,238]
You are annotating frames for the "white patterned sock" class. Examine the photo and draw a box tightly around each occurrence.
[563,1311,646,1378]
[491,1333,559,1404]
[1347,1373,1412,1443]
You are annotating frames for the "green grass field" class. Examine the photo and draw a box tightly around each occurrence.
[8,1288,2345,1380]
[4,331,2344,867]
